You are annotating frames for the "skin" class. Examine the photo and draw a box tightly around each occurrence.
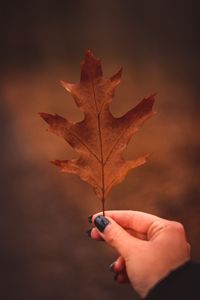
[90,211,191,298]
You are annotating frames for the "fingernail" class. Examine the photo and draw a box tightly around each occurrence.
[88,215,93,223]
[109,262,116,273]
[86,229,92,237]
[94,215,110,232]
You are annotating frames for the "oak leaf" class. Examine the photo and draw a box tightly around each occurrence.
[40,50,155,214]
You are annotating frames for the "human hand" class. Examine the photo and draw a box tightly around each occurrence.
[89,211,191,298]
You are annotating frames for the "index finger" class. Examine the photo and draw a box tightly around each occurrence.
[92,210,166,234]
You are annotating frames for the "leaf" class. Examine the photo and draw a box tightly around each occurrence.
[40,50,155,213]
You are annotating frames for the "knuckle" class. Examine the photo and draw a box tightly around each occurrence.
[170,221,185,234]
[174,221,185,231]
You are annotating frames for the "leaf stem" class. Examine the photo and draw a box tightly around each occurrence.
[102,197,105,216]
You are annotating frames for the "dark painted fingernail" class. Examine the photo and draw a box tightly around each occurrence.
[109,262,116,273]
[86,229,92,237]
[94,215,110,232]
[88,215,93,223]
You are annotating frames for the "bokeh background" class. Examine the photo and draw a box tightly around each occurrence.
[1,1,199,299]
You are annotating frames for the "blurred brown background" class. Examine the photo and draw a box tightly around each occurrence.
[0,0,199,299]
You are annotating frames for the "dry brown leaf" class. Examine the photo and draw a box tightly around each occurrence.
[40,50,155,214]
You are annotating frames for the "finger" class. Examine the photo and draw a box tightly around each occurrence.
[90,227,104,241]
[114,255,126,273]
[111,256,130,284]
[92,210,165,235]
[110,256,126,273]
[91,226,146,241]
[94,215,141,257]
[114,272,129,284]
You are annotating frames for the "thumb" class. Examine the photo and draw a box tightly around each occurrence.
[94,215,137,257]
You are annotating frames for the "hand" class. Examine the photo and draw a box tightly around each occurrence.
[89,211,191,298]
